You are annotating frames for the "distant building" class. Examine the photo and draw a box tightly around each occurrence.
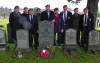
[0,6,12,18]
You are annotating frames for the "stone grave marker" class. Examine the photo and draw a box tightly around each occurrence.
[64,28,78,55]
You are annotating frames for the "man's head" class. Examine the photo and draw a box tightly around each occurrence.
[74,8,78,14]
[54,8,59,14]
[45,4,50,11]
[28,8,33,15]
[37,8,41,13]
[14,6,19,12]
[83,8,88,14]
[63,5,68,11]
[23,7,28,14]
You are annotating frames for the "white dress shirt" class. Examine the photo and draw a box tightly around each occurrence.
[29,15,33,21]
[63,11,67,24]
[84,13,88,26]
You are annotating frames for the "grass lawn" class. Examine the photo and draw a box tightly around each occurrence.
[1,44,100,63]
[0,18,100,63]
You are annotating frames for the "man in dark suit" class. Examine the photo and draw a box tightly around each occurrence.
[71,8,81,46]
[22,7,28,18]
[80,8,94,52]
[9,6,21,49]
[27,9,38,49]
[59,5,72,44]
[40,4,54,21]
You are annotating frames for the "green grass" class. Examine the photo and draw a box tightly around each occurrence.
[0,18,100,63]
[1,44,100,63]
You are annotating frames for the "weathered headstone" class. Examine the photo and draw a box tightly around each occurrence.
[64,28,78,55]
[89,30,100,53]
[16,29,30,53]
[0,29,7,51]
[18,16,31,30]
[39,21,54,49]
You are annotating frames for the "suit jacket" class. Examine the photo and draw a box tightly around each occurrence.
[60,11,72,30]
[80,12,94,31]
[71,13,81,30]
[54,14,62,33]
[40,10,54,21]
[9,11,22,30]
[26,14,38,33]
[21,13,28,18]
[36,13,41,22]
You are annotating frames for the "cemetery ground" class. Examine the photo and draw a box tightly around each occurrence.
[0,18,100,63]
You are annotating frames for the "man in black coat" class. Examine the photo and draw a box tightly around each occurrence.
[40,4,54,21]
[26,9,38,49]
[22,7,28,18]
[59,5,72,44]
[71,8,81,46]
[9,6,21,49]
[36,8,41,22]
[80,8,95,52]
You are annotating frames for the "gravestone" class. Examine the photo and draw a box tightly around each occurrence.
[16,29,30,53]
[89,30,100,53]
[39,21,54,49]
[18,16,31,30]
[64,28,78,55]
[0,29,7,51]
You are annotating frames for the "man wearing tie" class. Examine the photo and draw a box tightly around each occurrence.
[59,5,72,44]
[27,9,38,49]
[80,8,94,52]
[71,8,81,46]
[40,4,54,21]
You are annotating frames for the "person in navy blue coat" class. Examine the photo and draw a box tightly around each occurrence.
[53,8,62,47]
[59,5,72,44]
[40,4,54,21]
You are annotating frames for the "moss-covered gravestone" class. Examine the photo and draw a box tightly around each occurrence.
[39,21,54,48]
[16,29,30,51]
[89,30,100,53]
[64,28,78,55]
[0,29,7,51]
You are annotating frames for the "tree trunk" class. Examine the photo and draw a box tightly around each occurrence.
[87,0,99,18]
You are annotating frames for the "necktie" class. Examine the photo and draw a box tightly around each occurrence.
[64,12,67,23]
[84,14,87,25]
[47,11,50,18]
[30,15,33,21]
[31,15,33,20]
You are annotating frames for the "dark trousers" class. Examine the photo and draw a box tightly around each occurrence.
[29,31,38,49]
[54,32,61,46]
[60,31,65,45]
[77,30,80,46]
[10,24,17,49]
[81,28,89,52]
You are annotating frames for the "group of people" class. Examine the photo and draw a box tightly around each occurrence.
[9,4,95,52]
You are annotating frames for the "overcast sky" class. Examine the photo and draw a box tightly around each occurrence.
[0,0,100,12]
